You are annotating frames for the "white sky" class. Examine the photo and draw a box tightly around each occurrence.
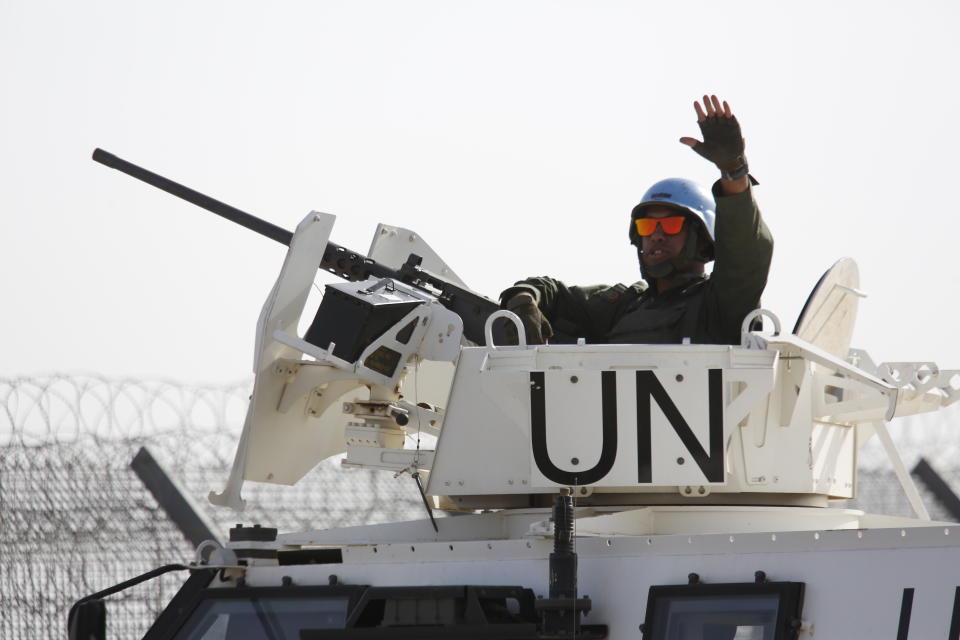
[3,0,959,383]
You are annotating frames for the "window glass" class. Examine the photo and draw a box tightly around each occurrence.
[654,594,780,640]
[175,596,349,640]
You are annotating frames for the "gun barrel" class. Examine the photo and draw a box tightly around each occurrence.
[92,148,294,247]
[92,148,504,345]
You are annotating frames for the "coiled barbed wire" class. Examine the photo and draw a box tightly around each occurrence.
[0,374,422,638]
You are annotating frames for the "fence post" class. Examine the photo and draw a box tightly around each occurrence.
[131,446,224,548]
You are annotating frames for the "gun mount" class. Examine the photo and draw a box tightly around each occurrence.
[220,215,960,516]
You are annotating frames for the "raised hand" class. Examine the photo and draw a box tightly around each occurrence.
[680,95,749,182]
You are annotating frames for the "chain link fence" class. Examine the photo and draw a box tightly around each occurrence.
[2,374,959,637]
[0,374,423,638]
[845,409,960,521]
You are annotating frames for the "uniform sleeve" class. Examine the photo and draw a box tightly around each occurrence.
[501,277,642,342]
[703,181,774,344]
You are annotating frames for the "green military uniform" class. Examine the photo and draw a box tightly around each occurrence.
[500,182,773,346]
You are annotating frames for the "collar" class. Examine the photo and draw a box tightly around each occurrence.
[647,272,708,297]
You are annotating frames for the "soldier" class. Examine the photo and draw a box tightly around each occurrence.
[500,95,773,346]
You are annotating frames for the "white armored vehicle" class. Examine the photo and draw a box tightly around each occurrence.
[73,151,960,639]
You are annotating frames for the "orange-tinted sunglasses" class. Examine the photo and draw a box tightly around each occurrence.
[634,216,686,236]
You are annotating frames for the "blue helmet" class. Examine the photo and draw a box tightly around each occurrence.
[630,178,717,251]
[629,177,716,264]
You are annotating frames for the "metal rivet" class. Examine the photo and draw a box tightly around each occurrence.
[570,376,579,383]
[571,457,580,465]
[676,457,685,465]
[675,374,684,382]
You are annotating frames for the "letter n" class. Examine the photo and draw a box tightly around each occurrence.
[636,369,724,483]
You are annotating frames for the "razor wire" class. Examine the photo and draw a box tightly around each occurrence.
[0,374,423,639]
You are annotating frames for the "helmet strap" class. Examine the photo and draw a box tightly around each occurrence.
[681,228,700,261]
[637,244,709,285]
[637,245,676,281]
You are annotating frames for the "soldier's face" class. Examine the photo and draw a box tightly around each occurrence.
[640,207,688,268]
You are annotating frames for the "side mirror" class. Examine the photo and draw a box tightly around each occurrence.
[68,599,106,640]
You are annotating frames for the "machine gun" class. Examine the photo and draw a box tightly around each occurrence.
[94,149,533,511]
[91,149,507,354]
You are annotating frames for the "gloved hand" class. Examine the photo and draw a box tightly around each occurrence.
[680,95,749,181]
[505,293,552,345]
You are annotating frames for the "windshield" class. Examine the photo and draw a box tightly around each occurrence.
[174,596,349,640]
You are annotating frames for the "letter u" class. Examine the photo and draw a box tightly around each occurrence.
[530,371,618,485]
